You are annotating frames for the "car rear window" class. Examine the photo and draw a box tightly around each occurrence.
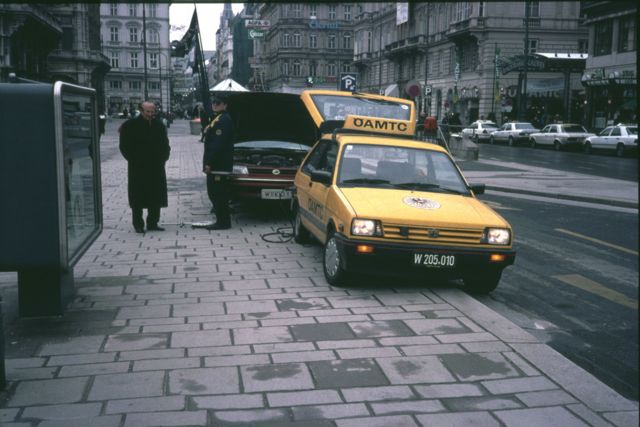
[515,123,535,129]
[627,127,637,135]
[562,125,587,132]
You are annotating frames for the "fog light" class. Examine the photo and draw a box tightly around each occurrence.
[490,254,506,262]
[356,245,374,254]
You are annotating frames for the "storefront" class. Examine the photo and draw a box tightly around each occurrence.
[582,69,637,130]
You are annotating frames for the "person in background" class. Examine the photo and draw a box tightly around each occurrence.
[119,101,171,233]
[202,94,234,230]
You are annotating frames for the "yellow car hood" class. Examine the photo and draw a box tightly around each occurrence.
[340,188,507,228]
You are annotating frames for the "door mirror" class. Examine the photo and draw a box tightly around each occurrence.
[310,170,332,185]
[469,183,485,195]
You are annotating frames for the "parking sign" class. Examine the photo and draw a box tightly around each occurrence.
[340,73,357,92]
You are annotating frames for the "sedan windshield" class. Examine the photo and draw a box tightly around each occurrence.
[515,123,536,130]
[337,144,470,195]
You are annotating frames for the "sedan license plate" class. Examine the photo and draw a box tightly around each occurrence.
[261,189,292,200]
[413,253,456,268]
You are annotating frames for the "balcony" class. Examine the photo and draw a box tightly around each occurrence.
[383,34,427,60]
[445,17,484,42]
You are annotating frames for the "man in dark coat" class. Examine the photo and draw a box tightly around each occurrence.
[119,101,171,233]
[203,94,234,230]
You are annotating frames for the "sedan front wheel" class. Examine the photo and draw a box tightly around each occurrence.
[323,231,349,286]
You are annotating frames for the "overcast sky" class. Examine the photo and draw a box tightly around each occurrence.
[170,3,244,51]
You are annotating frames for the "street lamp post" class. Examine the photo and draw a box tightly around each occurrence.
[142,4,148,99]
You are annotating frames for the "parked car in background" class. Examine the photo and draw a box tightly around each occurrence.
[528,123,595,151]
[461,120,499,143]
[490,122,539,146]
[584,124,637,157]
[223,91,318,201]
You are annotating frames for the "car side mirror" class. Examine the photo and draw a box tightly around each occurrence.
[469,183,485,195]
[310,170,332,185]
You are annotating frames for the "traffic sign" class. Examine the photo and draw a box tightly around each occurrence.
[248,29,265,39]
[245,19,270,28]
[340,73,357,92]
[424,85,432,96]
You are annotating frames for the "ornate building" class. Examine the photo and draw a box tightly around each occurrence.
[100,3,171,115]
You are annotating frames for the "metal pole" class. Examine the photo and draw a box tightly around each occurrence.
[492,43,497,115]
[378,18,382,94]
[159,54,163,110]
[142,4,148,100]
[522,0,530,121]
[424,4,430,115]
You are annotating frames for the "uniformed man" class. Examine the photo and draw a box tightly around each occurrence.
[203,94,234,230]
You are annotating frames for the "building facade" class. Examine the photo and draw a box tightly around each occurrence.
[581,1,637,130]
[100,3,171,115]
[216,3,234,83]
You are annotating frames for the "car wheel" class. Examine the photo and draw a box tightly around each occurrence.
[616,143,625,157]
[508,136,514,146]
[293,202,311,244]
[584,142,592,154]
[530,138,536,148]
[554,141,562,151]
[463,269,502,294]
[323,230,349,286]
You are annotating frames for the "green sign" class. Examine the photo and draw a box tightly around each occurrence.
[249,29,265,39]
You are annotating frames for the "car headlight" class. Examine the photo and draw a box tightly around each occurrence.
[233,165,249,175]
[351,219,383,237]
[484,228,511,245]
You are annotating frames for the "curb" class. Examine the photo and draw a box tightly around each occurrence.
[485,185,639,209]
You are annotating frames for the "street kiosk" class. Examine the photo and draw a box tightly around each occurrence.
[0,81,103,317]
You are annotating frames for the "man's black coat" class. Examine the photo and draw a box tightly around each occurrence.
[119,116,171,208]
[203,110,234,172]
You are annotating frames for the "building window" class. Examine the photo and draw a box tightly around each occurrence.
[110,52,119,68]
[110,3,118,16]
[129,81,141,90]
[594,19,612,56]
[328,34,336,49]
[454,2,472,22]
[129,27,138,43]
[310,5,317,18]
[310,34,317,49]
[110,27,119,42]
[293,33,301,47]
[618,15,636,53]
[130,52,138,68]
[329,5,336,20]
[149,52,158,69]
[367,31,372,51]
[109,80,122,89]
[342,63,350,73]
[293,60,301,76]
[342,33,351,49]
[148,29,159,44]
[327,61,336,76]
[344,5,352,20]
[281,61,289,76]
[148,81,160,90]
[526,1,540,17]
[478,2,484,17]
[289,4,301,18]
[282,33,291,48]
[148,4,157,18]
[309,61,317,77]
[527,39,538,54]
[578,39,588,54]
[129,4,137,16]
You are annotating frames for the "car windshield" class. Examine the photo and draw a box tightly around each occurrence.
[337,143,469,195]
[626,126,637,135]
[482,124,498,129]
[311,94,411,121]
[562,125,587,132]
[515,123,536,129]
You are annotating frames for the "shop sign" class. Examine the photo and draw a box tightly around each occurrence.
[313,76,337,84]
[249,29,265,39]
[308,20,339,30]
[245,19,270,28]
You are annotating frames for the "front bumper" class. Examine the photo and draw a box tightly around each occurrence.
[229,178,294,200]
[335,233,516,279]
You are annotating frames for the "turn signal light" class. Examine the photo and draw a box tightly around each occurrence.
[490,254,506,262]
[356,245,375,254]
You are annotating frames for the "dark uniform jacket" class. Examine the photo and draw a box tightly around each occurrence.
[203,111,234,172]
[119,115,171,208]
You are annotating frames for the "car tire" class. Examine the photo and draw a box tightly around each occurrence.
[530,138,536,148]
[463,269,502,294]
[616,143,625,157]
[508,136,514,146]
[323,230,349,286]
[584,142,592,154]
[293,202,311,244]
[554,140,562,151]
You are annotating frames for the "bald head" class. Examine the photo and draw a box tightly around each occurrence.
[140,101,156,121]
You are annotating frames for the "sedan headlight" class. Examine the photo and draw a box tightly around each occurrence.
[233,165,249,175]
[484,228,511,245]
[351,219,383,237]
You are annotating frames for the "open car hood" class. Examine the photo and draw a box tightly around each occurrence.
[217,91,318,146]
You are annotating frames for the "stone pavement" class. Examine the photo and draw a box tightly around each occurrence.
[0,119,637,427]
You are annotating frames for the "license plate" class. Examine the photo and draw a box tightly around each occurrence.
[261,189,292,200]
[413,253,456,268]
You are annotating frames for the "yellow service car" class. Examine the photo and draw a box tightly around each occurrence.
[291,90,515,293]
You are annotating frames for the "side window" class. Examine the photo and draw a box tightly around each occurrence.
[322,143,338,173]
[302,140,329,174]
[599,127,613,136]
[610,127,621,136]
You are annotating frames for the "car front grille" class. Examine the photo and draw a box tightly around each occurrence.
[382,223,485,245]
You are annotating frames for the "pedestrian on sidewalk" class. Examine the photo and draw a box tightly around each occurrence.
[119,101,171,233]
[203,94,234,230]
[423,115,438,142]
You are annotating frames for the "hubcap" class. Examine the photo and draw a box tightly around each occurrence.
[324,237,339,277]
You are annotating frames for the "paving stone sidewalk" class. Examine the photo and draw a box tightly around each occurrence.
[0,120,637,427]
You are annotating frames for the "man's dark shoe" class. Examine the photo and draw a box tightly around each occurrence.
[205,223,230,230]
[134,226,144,233]
[146,225,165,231]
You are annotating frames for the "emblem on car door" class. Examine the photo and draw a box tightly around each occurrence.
[272,169,281,175]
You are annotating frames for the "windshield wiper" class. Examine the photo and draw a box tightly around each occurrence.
[394,182,466,194]
[341,178,391,185]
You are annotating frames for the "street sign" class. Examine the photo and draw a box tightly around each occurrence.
[248,29,265,39]
[424,85,432,96]
[245,19,270,28]
[340,73,357,92]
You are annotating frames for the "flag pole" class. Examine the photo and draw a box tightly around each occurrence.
[193,4,213,120]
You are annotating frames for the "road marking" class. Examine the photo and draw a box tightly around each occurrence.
[482,200,521,211]
[555,228,638,255]
[553,274,637,310]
